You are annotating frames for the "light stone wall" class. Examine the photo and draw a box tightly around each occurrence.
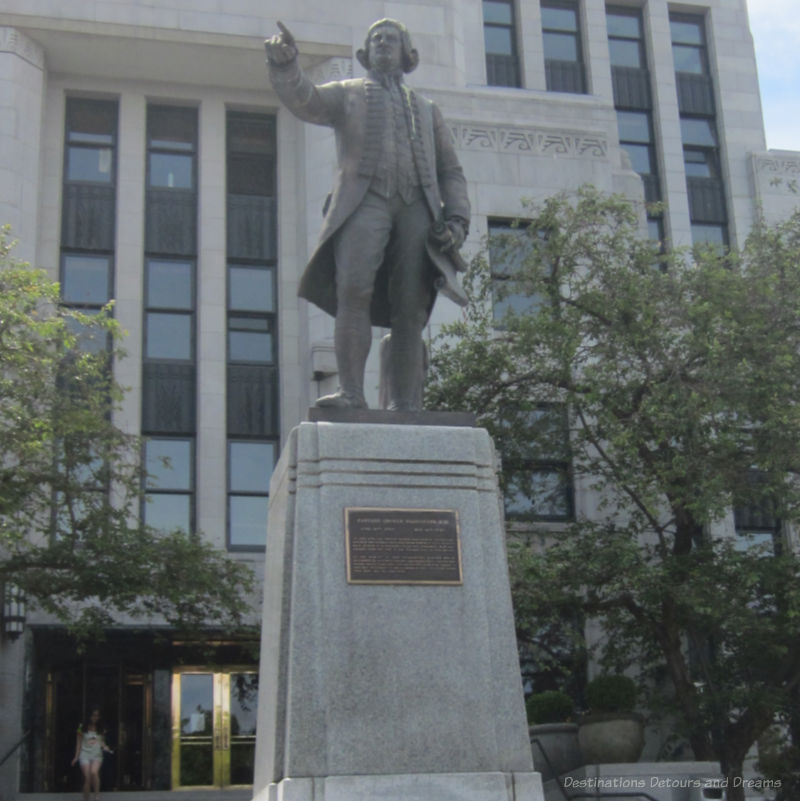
[751,151,800,223]
[705,2,767,247]
[0,27,44,265]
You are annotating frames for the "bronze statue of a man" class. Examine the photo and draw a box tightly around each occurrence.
[265,19,470,411]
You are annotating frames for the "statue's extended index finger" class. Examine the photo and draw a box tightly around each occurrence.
[276,21,296,46]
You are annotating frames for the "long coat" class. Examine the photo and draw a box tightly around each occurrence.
[269,60,471,327]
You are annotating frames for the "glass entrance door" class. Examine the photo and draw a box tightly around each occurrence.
[171,669,258,788]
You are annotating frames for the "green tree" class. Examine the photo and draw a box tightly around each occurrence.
[0,230,253,638]
[427,188,800,800]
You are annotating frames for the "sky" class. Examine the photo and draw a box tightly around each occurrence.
[745,0,800,151]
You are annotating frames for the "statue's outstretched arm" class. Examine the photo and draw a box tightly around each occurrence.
[265,21,343,127]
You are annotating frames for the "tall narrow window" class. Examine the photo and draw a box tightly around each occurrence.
[483,0,520,87]
[606,6,663,244]
[56,99,119,541]
[144,438,194,533]
[542,0,586,94]
[61,98,118,344]
[670,13,728,246]
[141,105,198,531]
[733,472,781,555]
[504,406,574,522]
[489,220,541,323]
[226,112,278,551]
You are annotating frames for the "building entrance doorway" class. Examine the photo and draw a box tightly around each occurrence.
[46,661,152,792]
[171,669,258,788]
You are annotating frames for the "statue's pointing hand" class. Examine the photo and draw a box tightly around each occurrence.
[265,21,298,66]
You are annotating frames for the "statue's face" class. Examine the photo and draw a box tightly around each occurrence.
[367,24,403,73]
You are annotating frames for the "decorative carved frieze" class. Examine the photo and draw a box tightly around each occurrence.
[755,156,800,175]
[449,122,608,159]
[0,27,45,70]
[754,154,800,193]
[308,57,353,84]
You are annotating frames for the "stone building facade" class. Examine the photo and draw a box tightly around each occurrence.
[0,0,797,796]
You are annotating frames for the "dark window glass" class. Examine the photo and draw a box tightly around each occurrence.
[733,474,780,554]
[229,266,274,312]
[543,31,579,61]
[506,467,573,520]
[672,13,725,238]
[225,111,279,553]
[541,5,578,31]
[609,39,643,68]
[147,106,196,191]
[229,496,269,547]
[485,26,515,56]
[672,44,704,74]
[543,1,584,93]
[149,153,194,189]
[143,436,193,531]
[681,117,717,146]
[65,313,109,354]
[146,313,192,360]
[606,11,641,39]
[145,438,192,490]
[691,223,726,246]
[145,493,191,532]
[228,440,275,549]
[617,110,651,143]
[489,223,533,277]
[62,254,111,305]
[647,218,664,244]
[483,0,520,87]
[684,149,716,178]
[670,18,704,45]
[148,107,196,150]
[61,97,117,368]
[227,113,275,199]
[228,115,275,155]
[489,222,545,322]
[146,259,193,309]
[621,143,654,175]
[228,320,273,363]
[67,147,113,183]
[483,0,512,24]
[142,105,197,449]
[65,99,117,185]
[230,441,274,493]
[228,156,274,196]
[67,100,116,144]
[503,406,573,521]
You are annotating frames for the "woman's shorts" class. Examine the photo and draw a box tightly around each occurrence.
[79,756,102,768]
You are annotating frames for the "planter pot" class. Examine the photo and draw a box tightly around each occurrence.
[529,723,583,781]
[578,713,644,764]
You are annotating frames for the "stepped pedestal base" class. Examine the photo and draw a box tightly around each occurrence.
[252,422,544,801]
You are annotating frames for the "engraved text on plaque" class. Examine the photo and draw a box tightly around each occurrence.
[345,507,463,585]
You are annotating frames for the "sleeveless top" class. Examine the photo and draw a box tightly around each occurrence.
[79,727,103,760]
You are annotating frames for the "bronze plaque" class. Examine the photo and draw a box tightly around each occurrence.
[345,507,463,585]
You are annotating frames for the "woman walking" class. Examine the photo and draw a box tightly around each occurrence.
[71,708,113,801]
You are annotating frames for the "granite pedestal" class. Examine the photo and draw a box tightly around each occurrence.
[252,421,544,801]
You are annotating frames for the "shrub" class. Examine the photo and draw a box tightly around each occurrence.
[584,675,637,714]
[526,690,574,724]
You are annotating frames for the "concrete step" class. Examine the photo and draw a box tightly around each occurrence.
[18,792,252,801]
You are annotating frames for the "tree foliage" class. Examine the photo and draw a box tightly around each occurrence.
[427,188,800,797]
[0,230,253,638]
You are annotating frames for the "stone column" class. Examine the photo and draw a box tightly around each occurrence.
[0,27,45,265]
[0,28,45,801]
